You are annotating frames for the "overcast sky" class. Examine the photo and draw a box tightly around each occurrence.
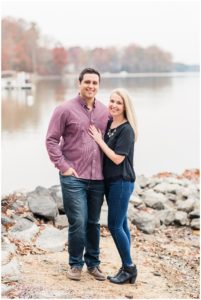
[2,0,200,64]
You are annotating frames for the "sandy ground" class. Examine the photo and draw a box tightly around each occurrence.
[4,226,200,299]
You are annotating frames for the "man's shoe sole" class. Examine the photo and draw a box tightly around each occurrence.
[67,273,81,281]
[67,274,81,281]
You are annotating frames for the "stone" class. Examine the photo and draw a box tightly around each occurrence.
[130,209,159,234]
[27,186,58,220]
[8,218,39,242]
[1,238,16,265]
[176,198,196,213]
[55,214,68,229]
[143,190,166,210]
[156,209,175,225]
[35,225,66,252]
[190,218,200,229]
[189,209,200,219]
[49,185,64,213]
[136,175,151,189]
[174,211,189,226]
[129,194,145,208]
[100,200,108,227]
[1,257,20,283]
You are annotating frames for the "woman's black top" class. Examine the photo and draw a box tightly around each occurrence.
[103,120,135,182]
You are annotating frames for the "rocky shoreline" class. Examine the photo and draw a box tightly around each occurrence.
[1,169,200,298]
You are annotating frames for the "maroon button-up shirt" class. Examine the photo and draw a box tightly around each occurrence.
[46,95,109,180]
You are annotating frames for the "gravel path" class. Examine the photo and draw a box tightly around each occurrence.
[4,226,200,299]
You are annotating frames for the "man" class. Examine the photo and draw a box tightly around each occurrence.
[46,68,108,281]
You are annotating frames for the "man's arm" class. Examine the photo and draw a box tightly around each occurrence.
[46,106,71,173]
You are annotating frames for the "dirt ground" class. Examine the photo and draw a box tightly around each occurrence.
[4,226,200,299]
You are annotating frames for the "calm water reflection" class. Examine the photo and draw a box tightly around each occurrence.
[1,74,200,194]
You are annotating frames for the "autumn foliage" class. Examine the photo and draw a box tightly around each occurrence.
[2,17,174,75]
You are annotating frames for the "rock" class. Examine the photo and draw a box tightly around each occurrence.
[55,214,68,229]
[49,185,64,213]
[136,175,151,189]
[100,200,108,227]
[142,190,166,210]
[164,177,184,186]
[182,185,199,198]
[176,198,196,213]
[166,193,177,202]
[190,218,200,229]
[27,186,58,220]
[174,211,189,226]
[130,209,159,234]
[35,225,66,252]
[1,283,14,296]
[189,209,200,219]
[8,218,39,242]
[1,257,21,283]
[153,181,185,195]
[156,209,175,225]
[153,183,170,194]
[1,238,16,265]
[1,214,16,227]
[129,194,145,208]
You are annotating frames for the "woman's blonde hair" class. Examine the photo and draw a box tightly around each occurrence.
[110,88,138,142]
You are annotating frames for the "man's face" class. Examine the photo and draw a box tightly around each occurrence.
[79,73,100,100]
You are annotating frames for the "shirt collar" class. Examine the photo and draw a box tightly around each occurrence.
[77,94,96,110]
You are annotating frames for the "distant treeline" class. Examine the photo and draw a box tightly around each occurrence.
[2,17,199,75]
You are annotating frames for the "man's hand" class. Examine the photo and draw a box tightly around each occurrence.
[61,167,79,177]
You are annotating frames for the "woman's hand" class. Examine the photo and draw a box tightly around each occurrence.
[88,125,103,144]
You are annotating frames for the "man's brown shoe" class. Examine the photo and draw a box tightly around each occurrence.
[67,267,82,281]
[88,266,106,281]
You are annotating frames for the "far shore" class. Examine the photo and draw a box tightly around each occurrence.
[32,71,199,81]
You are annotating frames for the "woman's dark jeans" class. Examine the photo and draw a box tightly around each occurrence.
[105,179,134,267]
[60,175,104,268]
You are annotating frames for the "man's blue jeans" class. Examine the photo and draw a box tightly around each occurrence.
[60,175,104,268]
[105,179,134,267]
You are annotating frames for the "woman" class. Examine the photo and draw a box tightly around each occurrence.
[89,88,138,284]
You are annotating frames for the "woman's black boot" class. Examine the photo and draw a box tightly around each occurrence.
[107,266,123,280]
[109,265,137,284]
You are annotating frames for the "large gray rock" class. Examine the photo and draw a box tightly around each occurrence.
[129,194,145,208]
[130,209,159,234]
[27,186,58,220]
[142,190,166,210]
[1,238,16,265]
[8,218,39,242]
[35,226,66,252]
[49,185,64,213]
[1,257,20,283]
[55,214,68,229]
[190,218,200,229]
[189,209,200,219]
[1,283,14,296]
[176,198,196,213]
[156,209,175,225]
[100,200,108,227]
[136,175,151,189]
[174,211,189,226]
[1,214,15,227]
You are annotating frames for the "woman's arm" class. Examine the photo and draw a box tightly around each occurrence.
[88,125,125,165]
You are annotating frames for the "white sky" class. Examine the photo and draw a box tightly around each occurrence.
[2,0,200,64]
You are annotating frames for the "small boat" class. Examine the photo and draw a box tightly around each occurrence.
[1,71,34,90]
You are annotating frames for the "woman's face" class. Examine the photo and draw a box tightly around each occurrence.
[108,93,125,118]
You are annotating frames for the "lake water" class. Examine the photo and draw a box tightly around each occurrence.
[1,73,200,195]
